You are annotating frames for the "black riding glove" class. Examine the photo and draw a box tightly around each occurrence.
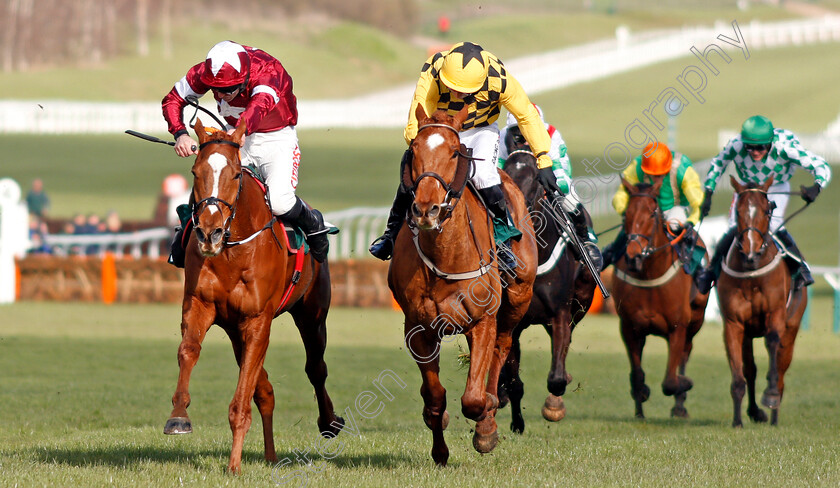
[537,167,562,196]
[700,189,713,219]
[801,183,821,203]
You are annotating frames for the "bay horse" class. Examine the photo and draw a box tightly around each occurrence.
[163,119,343,473]
[718,175,807,427]
[498,149,596,432]
[612,178,709,419]
[389,105,537,466]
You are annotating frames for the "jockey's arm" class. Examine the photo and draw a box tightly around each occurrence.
[404,55,440,145]
[782,134,832,188]
[680,162,704,225]
[500,76,552,169]
[612,163,640,215]
[703,140,737,193]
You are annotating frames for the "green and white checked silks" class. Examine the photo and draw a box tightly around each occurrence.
[704,128,831,192]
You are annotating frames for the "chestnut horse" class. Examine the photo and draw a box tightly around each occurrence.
[611,178,709,419]
[498,150,596,432]
[718,176,807,427]
[163,119,343,473]
[389,106,537,466]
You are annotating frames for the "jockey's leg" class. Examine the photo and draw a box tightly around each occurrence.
[477,185,520,271]
[370,149,413,261]
[600,229,627,271]
[283,197,329,263]
[168,196,195,268]
[695,226,737,294]
[775,228,813,290]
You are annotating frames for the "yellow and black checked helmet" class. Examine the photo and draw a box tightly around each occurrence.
[439,42,489,93]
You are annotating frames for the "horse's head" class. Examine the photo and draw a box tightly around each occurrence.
[621,177,664,273]
[731,175,774,269]
[501,150,542,210]
[405,105,471,230]
[190,118,246,257]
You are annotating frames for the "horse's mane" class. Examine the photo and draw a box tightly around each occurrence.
[427,110,456,126]
[634,182,655,192]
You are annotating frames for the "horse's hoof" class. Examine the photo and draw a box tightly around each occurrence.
[670,405,689,418]
[510,419,525,434]
[732,420,744,428]
[164,417,192,435]
[541,395,566,422]
[472,430,499,454]
[748,406,768,423]
[318,415,344,437]
[761,391,781,409]
[432,447,449,467]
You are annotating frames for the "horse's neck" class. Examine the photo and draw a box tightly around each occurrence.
[230,177,273,239]
[416,193,491,267]
[536,205,563,258]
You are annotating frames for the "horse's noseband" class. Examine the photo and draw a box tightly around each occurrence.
[735,188,773,256]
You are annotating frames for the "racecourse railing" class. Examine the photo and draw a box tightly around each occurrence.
[43,227,170,259]
[3,17,840,134]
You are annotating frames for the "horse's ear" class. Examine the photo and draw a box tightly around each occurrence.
[415,104,428,125]
[452,106,469,131]
[232,120,247,145]
[651,176,664,195]
[195,118,209,144]
[620,176,634,193]
[761,175,773,192]
[729,174,743,192]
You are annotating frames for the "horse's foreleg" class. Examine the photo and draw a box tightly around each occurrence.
[620,321,648,419]
[227,317,272,474]
[291,309,343,437]
[500,327,526,433]
[406,323,448,466]
[662,325,692,397]
[671,338,693,418]
[724,319,748,427]
[770,325,800,426]
[546,310,573,397]
[462,317,497,422]
[224,328,277,464]
[741,337,766,424]
[474,320,513,453]
[164,302,214,435]
[761,315,785,410]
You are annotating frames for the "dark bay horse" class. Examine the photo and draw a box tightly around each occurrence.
[163,119,343,473]
[612,178,709,419]
[718,176,807,427]
[498,150,596,432]
[389,106,537,466]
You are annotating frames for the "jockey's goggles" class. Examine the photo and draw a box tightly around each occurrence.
[744,143,771,152]
[214,84,241,94]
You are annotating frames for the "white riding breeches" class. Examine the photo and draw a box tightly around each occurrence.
[727,180,789,232]
[240,127,300,215]
[459,122,501,190]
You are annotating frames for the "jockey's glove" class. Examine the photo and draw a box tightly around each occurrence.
[537,167,562,196]
[801,183,821,203]
[700,189,713,218]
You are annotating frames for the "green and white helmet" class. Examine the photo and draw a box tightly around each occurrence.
[740,115,775,144]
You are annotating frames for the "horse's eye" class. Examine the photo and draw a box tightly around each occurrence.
[233,172,242,180]
[451,152,458,159]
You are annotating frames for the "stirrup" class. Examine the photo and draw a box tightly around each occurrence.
[496,241,518,272]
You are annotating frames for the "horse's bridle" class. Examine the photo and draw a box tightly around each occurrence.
[624,191,672,261]
[735,187,774,257]
[191,139,244,242]
[404,123,478,227]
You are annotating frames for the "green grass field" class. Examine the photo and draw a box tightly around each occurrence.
[1,301,839,487]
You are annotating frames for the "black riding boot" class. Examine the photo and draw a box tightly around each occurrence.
[776,228,814,289]
[478,185,519,271]
[286,197,329,263]
[566,201,603,271]
[695,226,737,294]
[600,229,627,271]
[369,183,412,261]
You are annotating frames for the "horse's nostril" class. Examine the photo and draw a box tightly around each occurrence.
[211,228,224,244]
[428,204,440,218]
[194,228,206,243]
[411,203,422,218]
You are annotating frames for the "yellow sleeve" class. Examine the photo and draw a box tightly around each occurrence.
[680,163,704,225]
[612,164,641,215]
[404,55,441,145]
[499,75,552,169]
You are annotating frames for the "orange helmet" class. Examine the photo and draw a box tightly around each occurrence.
[641,142,673,175]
